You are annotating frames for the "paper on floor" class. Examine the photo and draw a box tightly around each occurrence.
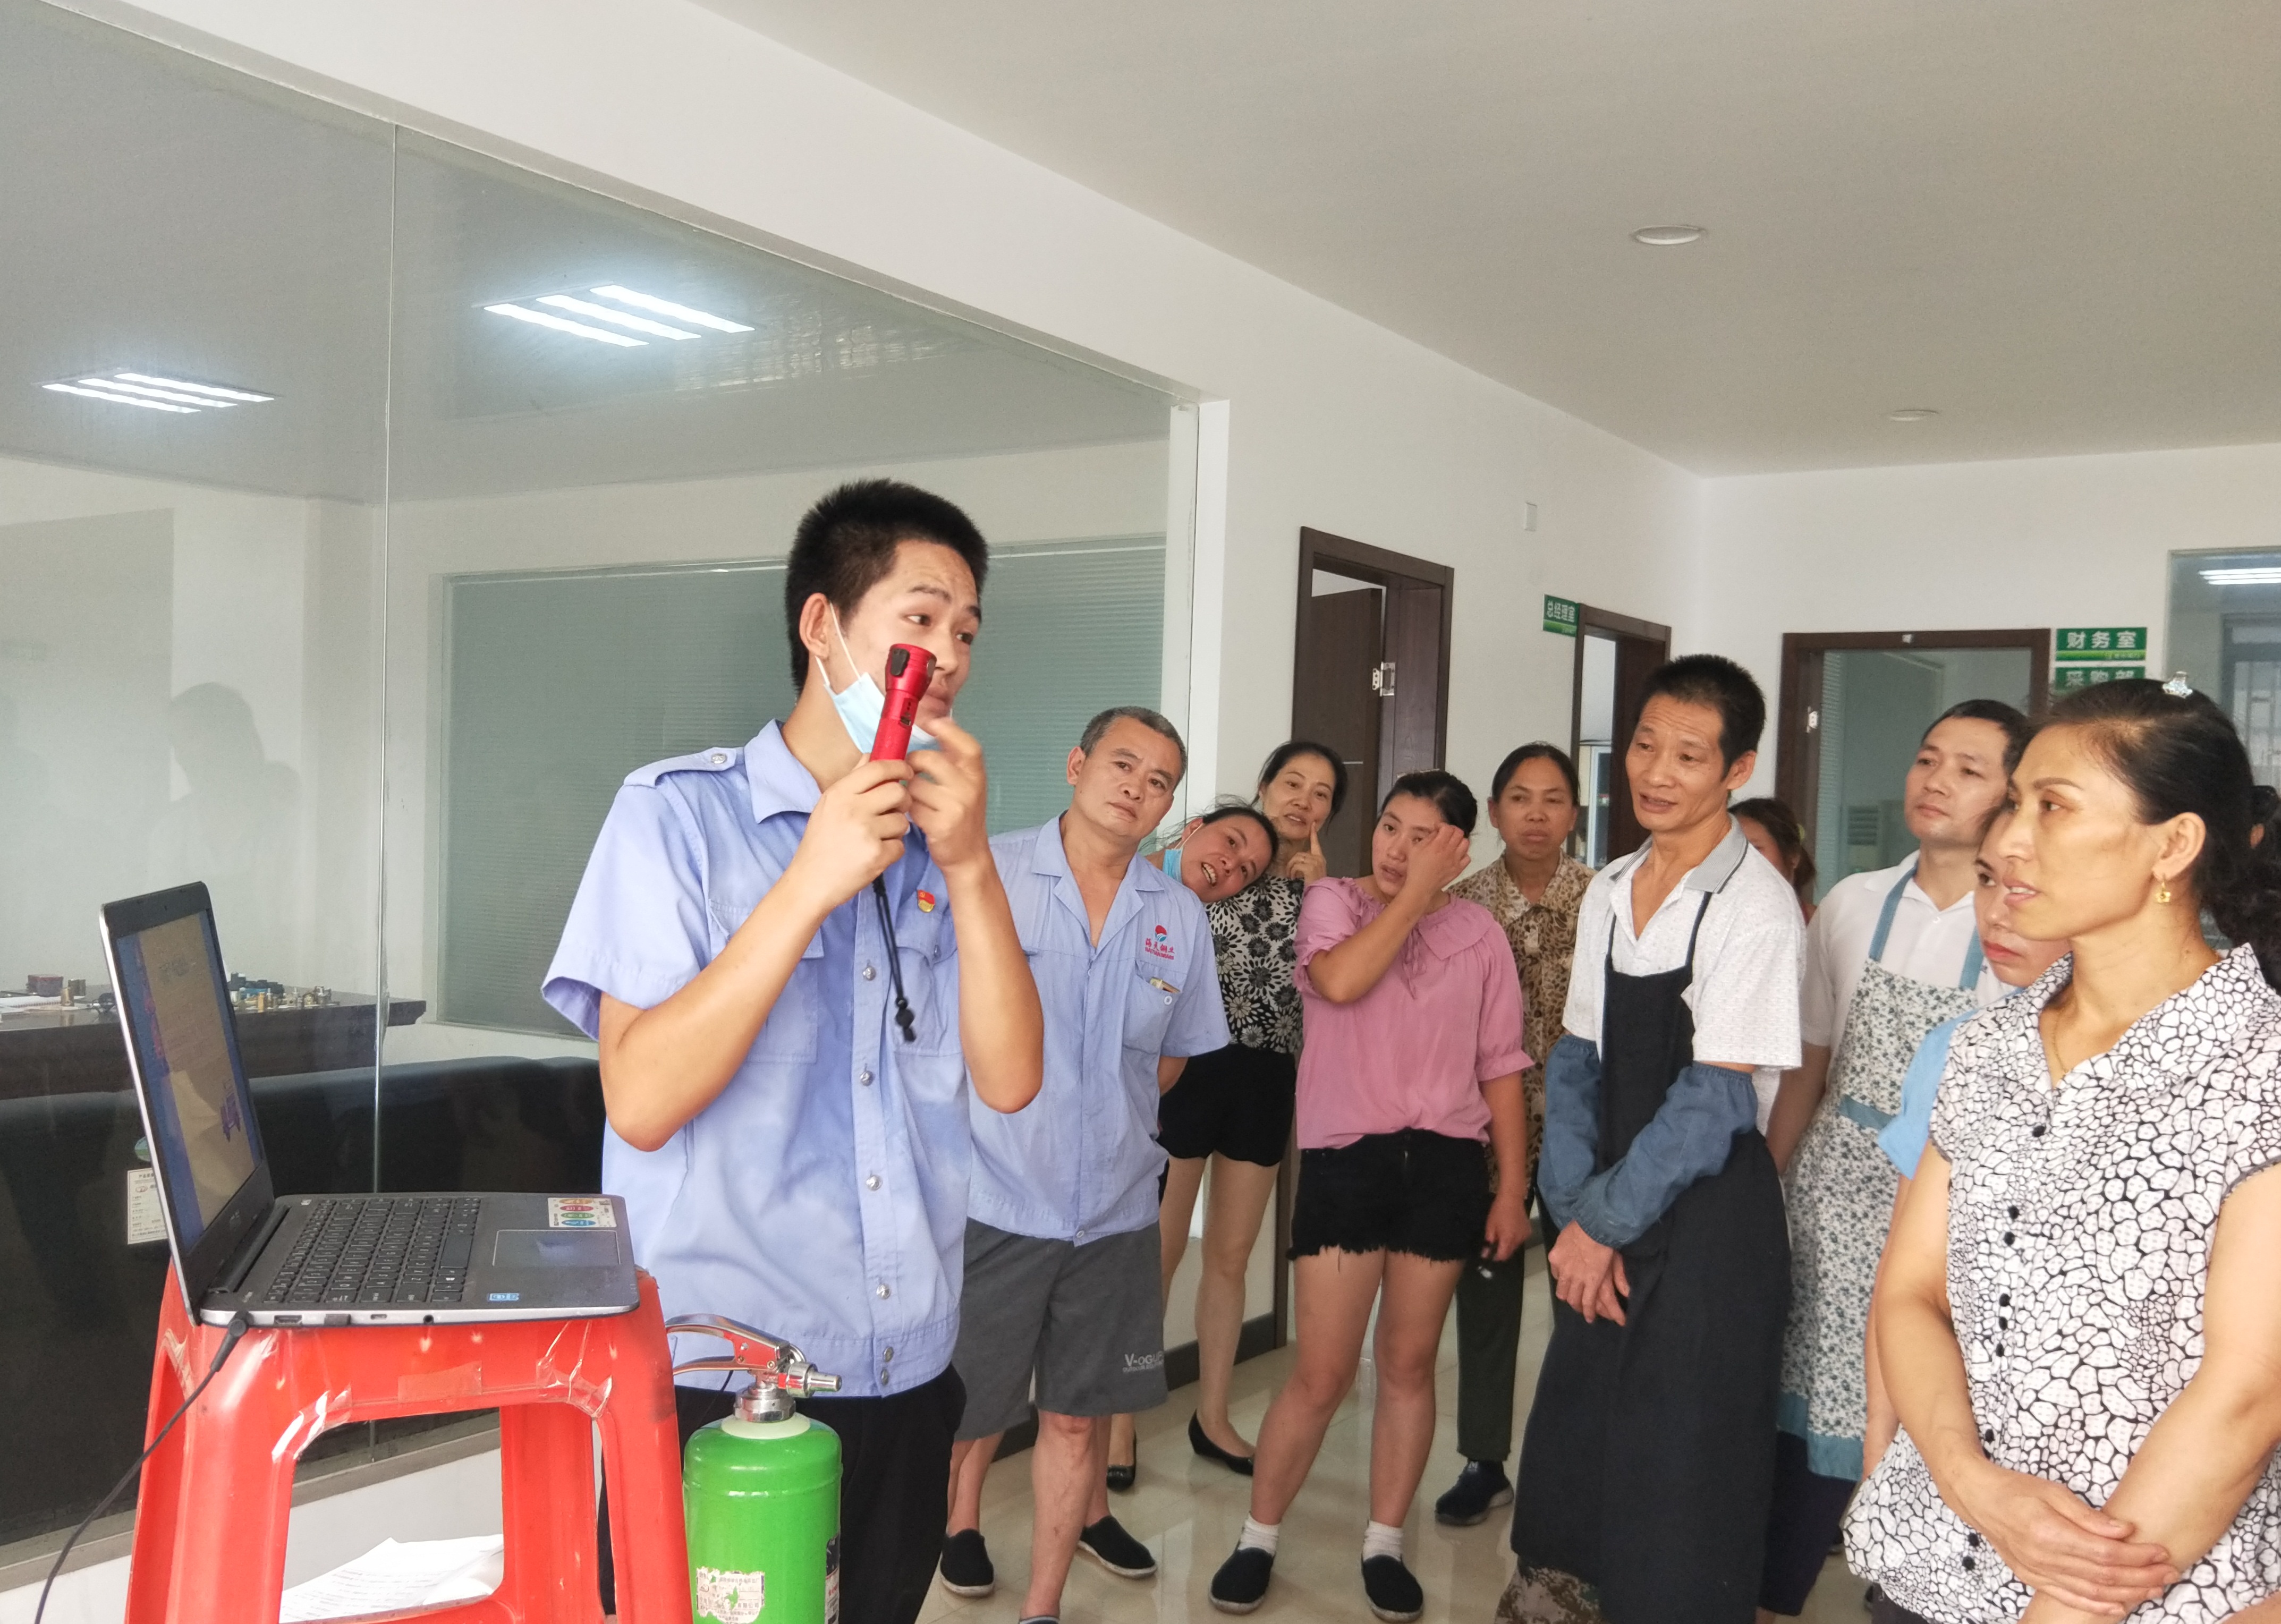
[277,1535,504,1621]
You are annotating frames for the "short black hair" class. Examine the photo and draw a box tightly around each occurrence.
[1490,742,1580,803]
[783,479,988,690]
[1256,739,1350,819]
[1640,653,1766,768]
[1381,769,1477,836]
[1079,705,1187,780]
[1922,698,2033,772]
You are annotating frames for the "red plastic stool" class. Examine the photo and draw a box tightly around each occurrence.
[124,1265,691,1624]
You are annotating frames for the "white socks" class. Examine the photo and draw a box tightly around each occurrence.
[1241,1517,1400,1563]
[1362,1521,1404,1565]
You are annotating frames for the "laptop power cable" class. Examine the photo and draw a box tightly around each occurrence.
[32,1310,253,1624]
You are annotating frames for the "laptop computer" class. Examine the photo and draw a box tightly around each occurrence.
[100,882,640,1328]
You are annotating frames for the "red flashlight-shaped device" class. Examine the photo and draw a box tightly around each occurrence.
[869,643,938,762]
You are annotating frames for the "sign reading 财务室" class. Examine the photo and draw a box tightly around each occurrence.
[2054,627,2146,662]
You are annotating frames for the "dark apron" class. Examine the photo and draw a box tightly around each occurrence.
[1511,879,1792,1624]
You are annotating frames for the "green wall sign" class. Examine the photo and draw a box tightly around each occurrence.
[2054,626,2147,662]
[1544,595,1580,637]
[2054,665,2146,691]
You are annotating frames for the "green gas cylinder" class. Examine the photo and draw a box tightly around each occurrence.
[667,1314,845,1624]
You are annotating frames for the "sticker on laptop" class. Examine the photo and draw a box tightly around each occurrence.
[547,1197,616,1229]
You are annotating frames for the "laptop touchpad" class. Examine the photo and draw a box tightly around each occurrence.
[493,1228,622,1268]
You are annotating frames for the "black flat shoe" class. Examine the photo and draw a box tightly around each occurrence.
[1189,1413,1256,1476]
[1361,1555,1424,1622]
[1105,1450,1137,1492]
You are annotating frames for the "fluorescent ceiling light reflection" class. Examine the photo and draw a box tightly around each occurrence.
[485,303,646,346]
[2201,566,2281,586]
[44,381,199,412]
[114,372,272,402]
[590,286,752,333]
[537,294,698,340]
[91,378,233,407]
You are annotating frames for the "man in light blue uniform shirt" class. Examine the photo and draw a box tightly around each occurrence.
[938,707,1228,1624]
[543,480,1042,1624]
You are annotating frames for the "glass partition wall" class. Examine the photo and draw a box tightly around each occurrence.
[0,0,1188,1555]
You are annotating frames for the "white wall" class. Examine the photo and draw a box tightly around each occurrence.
[89,0,1703,826]
[0,454,379,990]
[1698,440,2281,795]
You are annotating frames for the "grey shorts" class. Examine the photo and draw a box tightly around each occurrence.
[950,1219,1167,1439]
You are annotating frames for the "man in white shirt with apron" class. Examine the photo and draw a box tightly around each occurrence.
[1755,699,2028,1618]
[1505,655,1803,1624]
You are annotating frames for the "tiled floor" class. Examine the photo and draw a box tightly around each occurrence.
[920,1264,1868,1624]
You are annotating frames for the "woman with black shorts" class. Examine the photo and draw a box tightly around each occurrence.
[1208,770,1531,1622]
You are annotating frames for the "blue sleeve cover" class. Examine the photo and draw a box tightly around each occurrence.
[1568,1061,1758,1248]
[1536,1034,1602,1231]
[1878,1016,1963,1178]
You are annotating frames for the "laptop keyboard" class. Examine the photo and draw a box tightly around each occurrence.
[261,1197,482,1309]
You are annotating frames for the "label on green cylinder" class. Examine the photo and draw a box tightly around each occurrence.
[694,1566,765,1623]
[685,1414,842,1624]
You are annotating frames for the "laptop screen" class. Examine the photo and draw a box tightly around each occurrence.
[112,908,261,1250]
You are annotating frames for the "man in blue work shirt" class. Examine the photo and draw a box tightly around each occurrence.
[937,707,1228,1624]
[544,479,1044,1624]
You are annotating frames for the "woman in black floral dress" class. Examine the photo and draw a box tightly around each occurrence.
[1848,679,2281,1624]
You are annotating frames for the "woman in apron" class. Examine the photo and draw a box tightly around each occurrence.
[1503,656,1806,1624]
[1759,701,2028,1618]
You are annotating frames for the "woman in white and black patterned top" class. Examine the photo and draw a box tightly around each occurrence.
[1106,742,1347,1488]
[1847,678,2281,1624]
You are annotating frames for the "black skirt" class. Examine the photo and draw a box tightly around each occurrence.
[1157,1043,1296,1167]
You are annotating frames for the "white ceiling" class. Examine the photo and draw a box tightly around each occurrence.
[696,0,2281,475]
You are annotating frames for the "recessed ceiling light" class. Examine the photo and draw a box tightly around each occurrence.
[1887,407,1940,421]
[41,370,275,413]
[115,372,272,403]
[590,286,753,334]
[484,303,647,346]
[536,294,700,341]
[2200,566,2281,586]
[1631,225,1707,246]
[44,381,198,412]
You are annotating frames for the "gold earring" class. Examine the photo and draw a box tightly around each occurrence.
[2156,880,2173,905]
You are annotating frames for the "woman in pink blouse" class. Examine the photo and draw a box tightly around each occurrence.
[1208,770,1531,1622]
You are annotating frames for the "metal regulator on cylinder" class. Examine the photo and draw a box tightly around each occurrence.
[666,1314,844,1624]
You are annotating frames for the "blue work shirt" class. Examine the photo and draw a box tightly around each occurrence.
[542,722,969,1399]
[971,819,1228,1243]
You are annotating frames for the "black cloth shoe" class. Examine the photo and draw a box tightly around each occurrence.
[1209,1545,1274,1613]
[1189,1412,1256,1476]
[1077,1515,1157,1579]
[1432,1457,1514,1526]
[938,1528,995,1597]
[1361,1554,1425,1622]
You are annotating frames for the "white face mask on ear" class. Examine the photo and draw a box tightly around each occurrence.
[824,612,944,757]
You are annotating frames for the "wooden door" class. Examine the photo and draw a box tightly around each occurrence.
[1292,586,1383,877]
[1568,606,1672,864]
